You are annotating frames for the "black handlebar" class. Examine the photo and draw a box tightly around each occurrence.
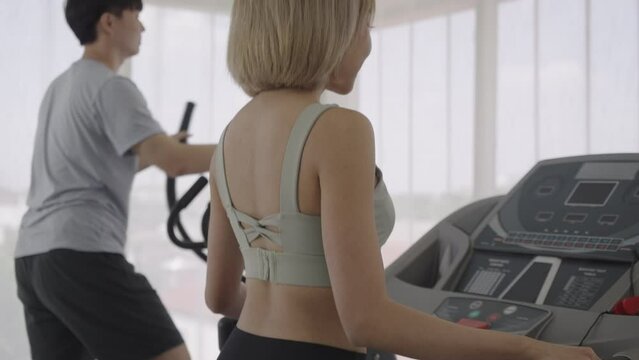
[179,102,195,134]
[166,102,210,261]
[167,176,208,251]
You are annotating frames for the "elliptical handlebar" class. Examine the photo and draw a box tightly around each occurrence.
[165,102,210,261]
[179,102,195,133]
[167,176,208,250]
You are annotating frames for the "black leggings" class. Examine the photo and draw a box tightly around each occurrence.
[218,328,367,360]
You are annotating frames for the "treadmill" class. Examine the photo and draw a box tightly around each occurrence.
[384,154,639,359]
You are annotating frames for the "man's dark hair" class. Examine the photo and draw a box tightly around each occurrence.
[65,0,143,45]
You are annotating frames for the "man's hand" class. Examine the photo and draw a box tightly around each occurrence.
[171,131,191,143]
[135,132,188,173]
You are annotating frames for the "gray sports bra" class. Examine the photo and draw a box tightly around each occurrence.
[214,103,395,287]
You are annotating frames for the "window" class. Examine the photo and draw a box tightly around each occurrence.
[357,11,476,265]
[496,0,639,191]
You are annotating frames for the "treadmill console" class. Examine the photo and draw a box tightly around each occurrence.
[457,155,639,310]
[384,154,639,358]
[475,159,639,262]
[434,297,551,336]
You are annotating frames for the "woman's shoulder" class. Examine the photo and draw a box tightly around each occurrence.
[310,106,376,166]
[316,106,374,141]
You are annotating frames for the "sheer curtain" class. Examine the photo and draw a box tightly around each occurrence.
[353,10,477,264]
[1,1,638,359]
[0,1,82,358]
[127,5,248,359]
[497,0,639,192]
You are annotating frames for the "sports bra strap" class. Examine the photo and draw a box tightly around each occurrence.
[214,125,252,249]
[280,103,337,213]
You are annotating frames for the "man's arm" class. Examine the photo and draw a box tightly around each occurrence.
[133,133,216,177]
[136,131,190,172]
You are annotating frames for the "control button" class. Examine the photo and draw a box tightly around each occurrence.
[534,177,561,197]
[469,300,483,310]
[487,313,501,322]
[457,318,491,329]
[536,186,555,196]
[563,213,588,224]
[503,305,518,315]
[468,310,481,319]
[598,214,619,226]
[535,211,554,222]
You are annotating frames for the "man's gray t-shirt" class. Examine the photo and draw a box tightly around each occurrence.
[15,59,164,257]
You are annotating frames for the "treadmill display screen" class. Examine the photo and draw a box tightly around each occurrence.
[565,181,617,207]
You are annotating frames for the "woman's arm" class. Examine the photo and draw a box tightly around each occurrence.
[315,108,598,360]
[205,155,246,319]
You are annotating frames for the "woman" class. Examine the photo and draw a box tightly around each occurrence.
[205,1,599,359]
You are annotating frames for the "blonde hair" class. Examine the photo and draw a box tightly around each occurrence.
[228,0,375,97]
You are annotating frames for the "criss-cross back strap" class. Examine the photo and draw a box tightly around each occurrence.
[234,211,281,244]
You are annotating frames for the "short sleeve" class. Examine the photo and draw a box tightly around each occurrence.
[96,76,165,156]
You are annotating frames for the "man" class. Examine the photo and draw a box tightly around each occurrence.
[14,1,212,359]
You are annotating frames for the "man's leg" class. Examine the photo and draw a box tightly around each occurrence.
[15,256,93,360]
[153,343,191,360]
[31,249,187,360]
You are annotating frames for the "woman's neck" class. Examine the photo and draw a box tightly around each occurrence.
[254,88,324,104]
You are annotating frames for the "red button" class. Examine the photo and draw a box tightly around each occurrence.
[457,318,491,329]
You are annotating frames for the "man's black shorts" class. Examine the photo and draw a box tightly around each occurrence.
[15,249,184,360]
